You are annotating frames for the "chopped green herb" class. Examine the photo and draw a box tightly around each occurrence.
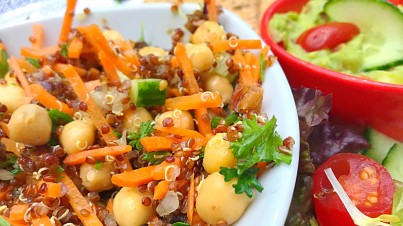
[0,154,18,168]
[259,54,265,82]
[142,151,171,165]
[56,165,65,175]
[220,116,292,198]
[61,44,68,57]
[225,112,241,126]
[0,215,11,226]
[48,109,74,132]
[127,121,154,150]
[10,167,22,175]
[0,49,9,78]
[26,57,40,68]
[211,116,223,128]
[94,161,104,170]
[114,131,122,139]
[172,223,190,226]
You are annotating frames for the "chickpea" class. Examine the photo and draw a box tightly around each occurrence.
[203,133,236,174]
[103,29,125,41]
[80,162,114,192]
[123,107,153,133]
[113,187,154,226]
[196,172,253,225]
[139,46,168,58]
[155,110,194,130]
[0,82,31,114]
[185,43,215,72]
[8,104,51,146]
[204,75,234,104]
[60,119,95,154]
[191,21,226,44]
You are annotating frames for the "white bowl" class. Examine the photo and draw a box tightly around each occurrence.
[0,4,300,225]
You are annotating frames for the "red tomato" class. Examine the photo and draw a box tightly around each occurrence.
[297,22,360,52]
[312,153,395,226]
[389,0,403,5]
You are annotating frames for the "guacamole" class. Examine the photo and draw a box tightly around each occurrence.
[269,0,403,84]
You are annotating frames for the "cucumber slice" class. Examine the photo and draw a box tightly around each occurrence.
[382,143,403,182]
[324,0,403,71]
[130,79,167,107]
[363,128,399,163]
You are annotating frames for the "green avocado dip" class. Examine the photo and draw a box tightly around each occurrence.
[269,0,403,84]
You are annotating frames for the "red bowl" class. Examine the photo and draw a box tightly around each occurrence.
[260,0,403,141]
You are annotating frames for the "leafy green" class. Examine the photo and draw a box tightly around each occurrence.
[48,109,74,132]
[0,215,11,226]
[225,112,241,126]
[220,116,291,198]
[0,49,9,78]
[127,121,154,150]
[26,57,40,68]
[56,165,65,175]
[392,185,403,225]
[211,116,222,128]
[61,44,68,57]
[10,167,22,175]
[142,151,171,165]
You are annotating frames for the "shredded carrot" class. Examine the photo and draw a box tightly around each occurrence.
[106,199,114,215]
[151,158,182,180]
[192,212,207,226]
[154,126,206,140]
[256,161,267,176]
[211,39,262,53]
[59,0,78,43]
[153,180,170,200]
[99,51,120,84]
[85,79,101,91]
[174,43,200,94]
[20,46,59,60]
[63,145,132,165]
[1,216,28,226]
[32,215,52,226]
[68,36,83,59]
[194,108,212,136]
[30,84,75,116]
[1,138,23,157]
[53,63,87,77]
[187,174,195,224]
[9,204,29,222]
[37,181,62,198]
[0,122,9,137]
[165,91,223,110]
[140,136,176,152]
[233,50,259,85]
[62,65,117,143]
[171,56,179,69]
[167,87,181,97]
[59,172,103,226]
[32,24,44,49]
[122,50,140,72]
[87,24,134,78]
[16,57,38,74]
[7,57,32,96]
[206,0,218,22]
[111,165,157,187]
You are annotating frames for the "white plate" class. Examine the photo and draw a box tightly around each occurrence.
[0,4,300,225]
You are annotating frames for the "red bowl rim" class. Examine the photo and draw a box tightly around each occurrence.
[259,0,403,94]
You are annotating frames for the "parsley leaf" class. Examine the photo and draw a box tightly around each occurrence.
[172,223,190,226]
[48,109,73,132]
[0,49,9,78]
[11,167,22,175]
[56,166,64,175]
[26,57,40,68]
[142,151,172,165]
[61,44,68,57]
[0,154,18,168]
[94,161,104,170]
[127,121,154,150]
[219,116,292,198]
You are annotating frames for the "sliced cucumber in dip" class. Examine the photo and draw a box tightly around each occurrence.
[324,0,403,71]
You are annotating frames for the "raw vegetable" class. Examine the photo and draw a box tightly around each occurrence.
[63,145,132,165]
[392,185,403,226]
[324,0,403,71]
[0,49,8,78]
[219,116,292,198]
[130,79,167,107]
[312,153,395,226]
[59,0,77,43]
[363,128,399,163]
[30,84,75,115]
[211,39,262,53]
[31,24,44,49]
[164,91,223,110]
[297,22,360,52]
[7,57,32,96]
[382,143,403,182]
[140,136,176,152]
[141,151,172,165]
[127,120,154,150]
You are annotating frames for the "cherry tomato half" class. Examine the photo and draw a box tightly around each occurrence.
[389,0,403,6]
[312,153,395,226]
[297,22,360,52]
